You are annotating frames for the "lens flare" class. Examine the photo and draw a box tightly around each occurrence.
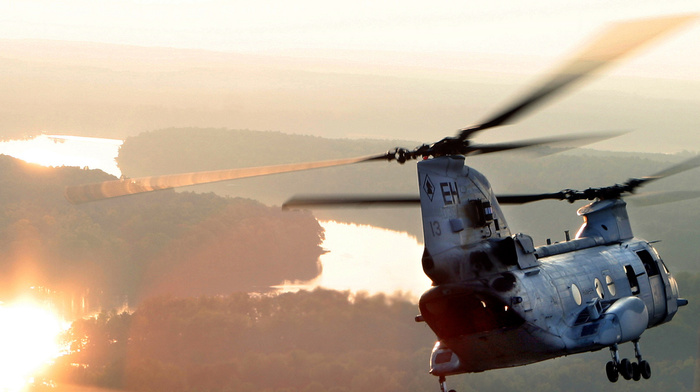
[0,301,66,391]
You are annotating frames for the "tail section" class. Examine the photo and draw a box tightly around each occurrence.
[418,156,512,284]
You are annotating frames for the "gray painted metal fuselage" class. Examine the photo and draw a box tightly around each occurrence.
[416,156,682,376]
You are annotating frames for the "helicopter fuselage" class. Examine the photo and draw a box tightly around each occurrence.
[415,156,684,376]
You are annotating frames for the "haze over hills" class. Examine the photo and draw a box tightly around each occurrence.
[1,39,698,153]
[2,34,697,272]
[1,42,698,392]
[3,8,700,391]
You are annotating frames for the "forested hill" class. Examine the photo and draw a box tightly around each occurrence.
[118,127,700,272]
[0,154,324,311]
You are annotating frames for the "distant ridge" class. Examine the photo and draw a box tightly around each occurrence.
[1,38,697,153]
[115,127,700,273]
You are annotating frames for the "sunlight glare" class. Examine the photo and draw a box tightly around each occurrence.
[0,134,123,177]
[0,301,66,391]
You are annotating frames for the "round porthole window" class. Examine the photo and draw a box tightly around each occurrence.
[571,283,582,306]
[605,275,616,296]
[595,278,605,299]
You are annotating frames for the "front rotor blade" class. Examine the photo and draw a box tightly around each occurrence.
[65,154,384,204]
[495,193,568,204]
[642,154,700,183]
[627,190,700,207]
[620,154,700,193]
[459,14,697,140]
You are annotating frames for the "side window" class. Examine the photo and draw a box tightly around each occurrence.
[605,275,616,296]
[594,278,605,299]
[571,283,582,306]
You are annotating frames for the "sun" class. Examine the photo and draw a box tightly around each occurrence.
[0,301,66,391]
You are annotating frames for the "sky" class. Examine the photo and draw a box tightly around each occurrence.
[1,1,699,152]
[1,0,698,78]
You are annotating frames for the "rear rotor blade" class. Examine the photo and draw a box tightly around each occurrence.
[459,14,697,140]
[65,154,385,204]
[467,131,625,156]
[495,193,569,205]
[282,192,570,209]
[283,195,421,209]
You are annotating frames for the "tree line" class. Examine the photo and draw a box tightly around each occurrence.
[3,128,699,392]
[36,277,700,392]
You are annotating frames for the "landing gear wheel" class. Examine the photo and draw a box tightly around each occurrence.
[640,360,651,379]
[632,362,641,381]
[619,358,633,380]
[606,361,619,382]
[438,375,455,392]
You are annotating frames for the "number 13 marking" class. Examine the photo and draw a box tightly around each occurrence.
[429,221,442,236]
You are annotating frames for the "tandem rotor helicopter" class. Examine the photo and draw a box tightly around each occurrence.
[65,14,699,392]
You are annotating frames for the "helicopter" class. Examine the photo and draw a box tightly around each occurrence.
[63,14,699,392]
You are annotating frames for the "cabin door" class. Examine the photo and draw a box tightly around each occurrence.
[635,249,667,325]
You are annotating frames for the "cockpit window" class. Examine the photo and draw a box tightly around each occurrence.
[636,250,659,277]
[661,260,670,274]
[625,265,640,295]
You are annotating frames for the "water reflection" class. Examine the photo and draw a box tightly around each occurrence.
[0,134,123,177]
[282,221,429,300]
